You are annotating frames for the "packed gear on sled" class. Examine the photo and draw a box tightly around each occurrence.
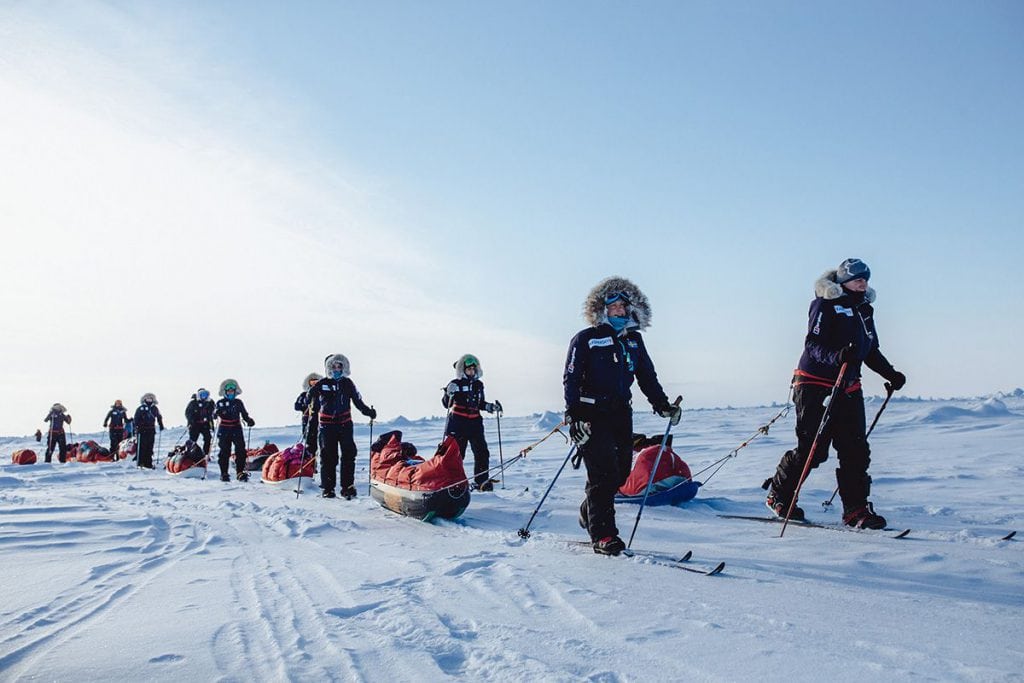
[245,441,279,472]
[12,449,37,465]
[76,440,113,463]
[261,443,316,489]
[369,431,470,521]
[118,436,137,461]
[615,435,700,506]
[165,440,207,478]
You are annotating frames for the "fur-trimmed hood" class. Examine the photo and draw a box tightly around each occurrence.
[815,270,877,303]
[140,392,158,405]
[218,379,242,397]
[324,354,351,378]
[453,354,483,380]
[51,403,66,413]
[302,372,323,390]
[582,276,652,330]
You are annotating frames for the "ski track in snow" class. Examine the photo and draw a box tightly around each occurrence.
[1,397,1023,681]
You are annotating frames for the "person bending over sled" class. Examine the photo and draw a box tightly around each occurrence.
[763,258,907,529]
[295,372,323,460]
[133,393,165,469]
[442,354,502,491]
[185,388,216,456]
[214,379,255,482]
[43,403,72,463]
[103,399,128,455]
[308,354,376,499]
[563,277,681,556]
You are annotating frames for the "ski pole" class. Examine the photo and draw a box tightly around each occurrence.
[517,444,577,539]
[627,396,682,548]
[157,428,162,468]
[780,362,849,537]
[495,404,505,489]
[822,382,895,510]
[367,406,374,496]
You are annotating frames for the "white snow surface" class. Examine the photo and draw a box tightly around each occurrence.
[1,396,1022,682]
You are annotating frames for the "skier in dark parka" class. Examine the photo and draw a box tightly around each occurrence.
[563,276,681,555]
[185,388,215,455]
[442,354,502,490]
[764,258,907,529]
[308,354,375,499]
[103,399,129,454]
[43,403,72,463]
[133,393,165,469]
[214,378,254,482]
[295,372,322,459]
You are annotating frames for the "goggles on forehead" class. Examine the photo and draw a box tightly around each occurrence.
[604,291,631,306]
[463,356,478,368]
[224,385,238,392]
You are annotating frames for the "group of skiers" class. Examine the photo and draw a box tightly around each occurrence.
[36,259,907,557]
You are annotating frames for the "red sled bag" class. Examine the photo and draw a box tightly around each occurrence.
[118,437,137,461]
[12,449,37,465]
[261,444,315,484]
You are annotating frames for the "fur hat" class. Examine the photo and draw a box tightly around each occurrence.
[51,402,66,413]
[140,393,158,405]
[324,354,351,377]
[454,354,483,379]
[815,270,877,303]
[582,276,652,330]
[218,379,242,397]
[113,400,123,407]
[302,372,323,390]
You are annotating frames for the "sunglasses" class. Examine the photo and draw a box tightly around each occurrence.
[604,291,632,306]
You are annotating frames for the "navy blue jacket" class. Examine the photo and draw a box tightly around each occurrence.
[294,392,310,414]
[185,398,215,428]
[797,291,896,388]
[308,377,372,426]
[214,398,251,432]
[134,404,164,433]
[563,324,669,417]
[441,378,491,415]
[104,406,128,429]
[44,410,71,433]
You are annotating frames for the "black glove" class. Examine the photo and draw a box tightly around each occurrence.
[366,407,377,421]
[159,425,165,432]
[839,344,857,363]
[654,403,682,426]
[564,411,591,445]
[245,417,256,427]
[887,371,907,392]
[494,400,503,415]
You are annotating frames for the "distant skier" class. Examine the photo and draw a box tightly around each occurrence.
[763,258,907,529]
[442,354,502,491]
[43,403,73,463]
[295,372,322,460]
[308,354,376,499]
[563,277,680,556]
[185,388,215,456]
[214,379,255,482]
[103,399,129,454]
[133,393,165,469]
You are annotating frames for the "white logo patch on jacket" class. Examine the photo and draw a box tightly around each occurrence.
[589,337,614,348]
[833,305,854,317]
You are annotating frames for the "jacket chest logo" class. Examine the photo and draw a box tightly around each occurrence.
[589,337,614,348]
[833,305,854,317]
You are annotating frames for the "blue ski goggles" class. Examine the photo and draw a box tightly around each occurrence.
[604,291,632,306]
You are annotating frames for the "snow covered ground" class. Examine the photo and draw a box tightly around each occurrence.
[1,395,1022,682]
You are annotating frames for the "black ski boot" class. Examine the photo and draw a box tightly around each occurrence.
[341,486,357,500]
[236,470,249,482]
[593,536,626,556]
[220,473,230,482]
[766,490,805,522]
[843,502,886,529]
[321,489,336,499]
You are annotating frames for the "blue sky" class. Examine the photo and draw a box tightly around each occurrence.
[1,2,1021,433]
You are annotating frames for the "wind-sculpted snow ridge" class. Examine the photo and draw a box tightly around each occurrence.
[532,410,564,431]
[914,397,1016,424]
[0,397,1022,681]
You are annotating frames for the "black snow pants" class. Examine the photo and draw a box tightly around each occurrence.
[319,422,356,493]
[45,431,68,463]
[448,415,491,488]
[137,430,156,469]
[218,427,247,477]
[578,408,634,543]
